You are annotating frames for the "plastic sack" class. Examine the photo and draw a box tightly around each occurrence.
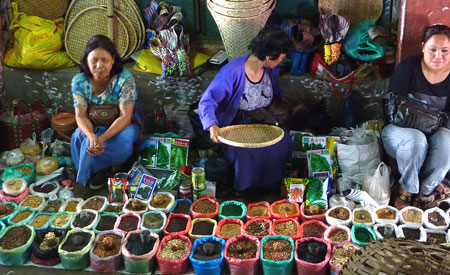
[189,218,217,240]
[141,210,167,234]
[58,228,95,270]
[246,201,271,221]
[299,220,328,239]
[93,213,119,235]
[7,207,36,226]
[305,178,328,208]
[89,230,124,273]
[225,235,260,275]
[295,237,331,275]
[4,3,75,70]
[148,191,176,213]
[399,206,424,227]
[0,202,18,224]
[1,163,36,184]
[337,131,380,185]
[29,213,52,230]
[0,224,36,266]
[5,149,24,166]
[260,235,294,275]
[123,198,149,215]
[114,212,141,235]
[218,200,246,220]
[243,218,273,240]
[0,187,29,204]
[19,136,41,157]
[329,242,360,275]
[325,206,352,226]
[216,218,244,241]
[170,198,192,215]
[352,207,375,226]
[35,156,59,175]
[122,229,160,274]
[424,207,449,231]
[3,178,27,197]
[163,213,192,236]
[59,198,83,212]
[351,224,376,246]
[156,234,192,274]
[19,194,46,211]
[189,236,226,275]
[269,199,300,219]
[31,229,66,260]
[76,195,107,212]
[374,205,399,224]
[328,194,356,210]
[363,161,390,205]
[29,181,60,198]
[425,229,449,244]
[324,225,351,246]
[300,202,327,223]
[373,223,397,240]
[344,21,385,61]
[272,218,301,240]
[395,225,426,241]
[191,197,220,219]
[49,212,74,230]
[70,210,98,230]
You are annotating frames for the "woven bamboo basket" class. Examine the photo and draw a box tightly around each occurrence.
[209,0,273,18]
[318,0,383,26]
[212,0,269,10]
[208,0,276,60]
[342,238,450,275]
[217,124,284,148]
[65,6,129,64]
[17,0,69,20]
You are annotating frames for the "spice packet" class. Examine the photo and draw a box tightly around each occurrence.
[284,178,308,203]
[134,174,158,202]
[305,177,329,208]
[306,149,333,179]
[108,178,128,203]
[127,162,155,198]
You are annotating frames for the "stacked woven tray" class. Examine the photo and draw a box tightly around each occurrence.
[318,0,383,26]
[206,0,276,61]
[65,0,145,64]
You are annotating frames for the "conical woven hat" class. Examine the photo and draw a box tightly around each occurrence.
[208,0,276,61]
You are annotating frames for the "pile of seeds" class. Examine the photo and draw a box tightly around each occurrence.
[166,217,188,233]
[21,196,44,208]
[61,232,92,252]
[150,194,171,209]
[250,205,269,217]
[72,211,96,228]
[12,210,32,223]
[246,221,270,237]
[354,210,373,223]
[273,203,297,215]
[427,232,446,244]
[0,203,15,218]
[302,223,325,238]
[263,239,291,261]
[43,200,62,213]
[376,208,396,220]
[329,229,348,242]
[330,243,356,268]
[172,201,191,214]
[93,234,122,258]
[428,211,446,226]
[328,207,350,220]
[143,213,164,229]
[274,221,297,236]
[221,204,242,217]
[0,226,31,249]
[64,201,80,212]
[297,241,327,263]
[191,221,214,236]
[220,223,241,238]
[96,215,117,231]
[227,239,257,259]
[104,203,123,213]
[402,209,422,223]
[159,239,189,260]
[52,213,71,227]
[118,216,139,232]
[193,200,216,214]
[126,232,156,255]
[31,214,51,228]
[82,198,105,211]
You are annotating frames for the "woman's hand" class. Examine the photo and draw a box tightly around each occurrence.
[209,125,222,143]
[87,134,105,156]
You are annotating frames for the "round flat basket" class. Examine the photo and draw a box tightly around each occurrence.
[318,0,383,26]
[17,0,69,20]
[218,124,284,148]
[209,0,273,18]
[65,6,129,64]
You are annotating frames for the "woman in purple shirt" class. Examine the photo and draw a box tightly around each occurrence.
[199,26,293,195]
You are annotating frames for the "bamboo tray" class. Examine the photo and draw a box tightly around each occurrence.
[218,124,284,148]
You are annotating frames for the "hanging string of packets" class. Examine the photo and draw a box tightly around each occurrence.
[142,0,190,77]
[319,13,350,66]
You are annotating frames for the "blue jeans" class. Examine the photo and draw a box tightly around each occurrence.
[71,124,139,185]
[381,124,450,195]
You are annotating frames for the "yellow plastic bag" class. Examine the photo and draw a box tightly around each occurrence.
[4,2,75,70]
[132,48,210,75]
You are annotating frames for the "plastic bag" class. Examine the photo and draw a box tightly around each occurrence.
[163,213,192,236]
[114,212,141,235]
[0,163,36,184]
[363,161,390,205]
[305,178,328,208]
[246,201,271,220]
[31,229,66,260]
[4,3,75,70]
[148,192,176,213]
[399,206,424,227]
[141,210,167,234]
[300,202,327,223]
[58,228,95,270]
[29,181,60,198]
[49,139,71,157]
[299,220,328,239]
[35,157,59,176]
[0,224,36,266]
[324,225,351,246]
[215,218,244,241]
[351,224,376,246]
[218,200,246,220]
[70,210,98,230]
[156,234,192,275]
[76,195,107,212]
[19,135,41,157]
[272,218,301,240]
[325,206,352,226]
[5,149,24,166]
[328,194,355,210]
[243,218,273,240]
[344,21,385,61]
[294,237,331,275]
[190,197,219,219]
[260,235,295,275]
[224,235,260,275]
[3,178,27,197]
[89,230,124,273]
[373,224,397,240]
[122,230,160,274]
[0,187,29,204]
[189,236,226,275]
[423,207,449,231]
[188,218,217,240]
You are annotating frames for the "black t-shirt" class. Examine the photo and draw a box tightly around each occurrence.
[389,55,450,112]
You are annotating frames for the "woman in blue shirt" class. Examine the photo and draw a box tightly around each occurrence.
[71,35,140,189]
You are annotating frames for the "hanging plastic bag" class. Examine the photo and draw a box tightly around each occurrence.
[344,21,385,62]
[363,161,390,205]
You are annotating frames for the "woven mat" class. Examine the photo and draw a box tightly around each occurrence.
[218,124,284,148]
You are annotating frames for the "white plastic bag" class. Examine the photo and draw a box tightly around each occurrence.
[363,161,390,205]
[329,194,356,210]
[5,149,25,166]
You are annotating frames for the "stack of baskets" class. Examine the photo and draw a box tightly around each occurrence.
[207,0,276,61]
[318,0,383,26]
[64,0,145,64]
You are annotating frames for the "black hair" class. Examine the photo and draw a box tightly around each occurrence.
[79,35,123,77]
[422,24,450,43]
[248,26,293,61]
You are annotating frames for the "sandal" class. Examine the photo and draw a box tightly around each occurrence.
[393,193,413,210]
[413,193,437,210]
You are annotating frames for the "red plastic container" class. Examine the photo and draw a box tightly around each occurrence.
[190,197,219,219]
[225,235,260,275]
[272,218,301,240]
[163,213,192,236]
[0,187,29,204]
[156,234,192,274]
[299,220,328,239]
[243,218,273,240]
[295,237,331,275]
[269,199,300,219]
[299,202,327,223]
[216,218,244,241]
[245,201,271,221]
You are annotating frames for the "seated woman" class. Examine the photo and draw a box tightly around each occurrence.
[382,24,450,209]
[198,26,294,195]
[71,35,140,190]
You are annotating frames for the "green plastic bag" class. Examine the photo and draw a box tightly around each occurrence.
[58,228,95,270]
[0,202,18,224]
[0,224,36,266]
[305,177,328,208]
[48,212,74,230]
[93,213,119,235]
[344,21,385,61]
[7,207,36,226]
[218,201,246,220]
[141,211,167,234]
[29,213,53,231]
[260,235,294,275]
[351,224,377,246]
[0,164,35,185]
